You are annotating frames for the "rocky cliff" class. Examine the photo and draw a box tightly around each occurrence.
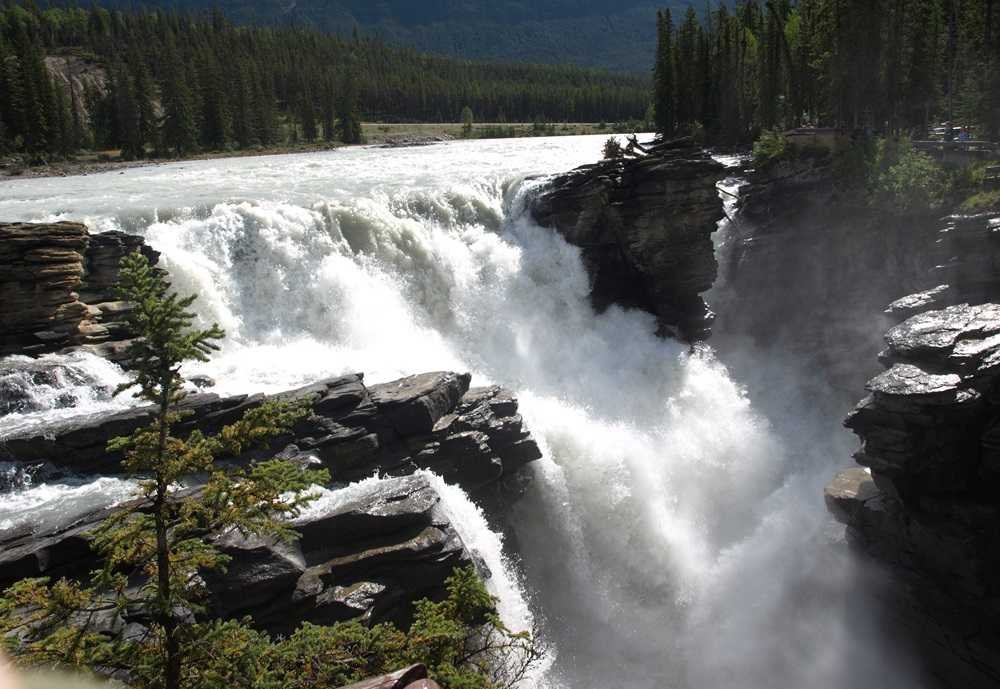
[0,222,158,361]
[529,138,725,341]
[714,157,942,396]
[824,210,1000,688]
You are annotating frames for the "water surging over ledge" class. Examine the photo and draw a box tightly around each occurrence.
[0,138,920,689]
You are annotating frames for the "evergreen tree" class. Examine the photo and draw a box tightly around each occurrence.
[336,69,364,144]
[131,51,157,155]
[199,55,230,149]
[160,46,198,155]
[0,253,327,689]
[654,8,675,136]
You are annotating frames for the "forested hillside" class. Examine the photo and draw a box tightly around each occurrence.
[0,2,649,161]
[75,0,685,73]
[652,0,999,144]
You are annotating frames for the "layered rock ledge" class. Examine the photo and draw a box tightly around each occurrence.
[0,221,158,361]
[0,473,477,634]
[827,303,1000,688]
[1,371,542,500]
[529,138,725,341]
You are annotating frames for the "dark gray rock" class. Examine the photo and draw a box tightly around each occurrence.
[529,138,725,341]
[0,475,477,634]
[830,302,1000,689]
[0,372,541,498]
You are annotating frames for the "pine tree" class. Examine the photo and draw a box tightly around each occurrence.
[336,69,364,145]
[676,7,700,128]
[0,253,327,689]
[654,8,675,136]
[160,47,199,156]
[111,61,141,158]
[299,82,318,142]
[132,53,157,155]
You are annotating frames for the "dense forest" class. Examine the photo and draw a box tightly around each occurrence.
[653,0,1000,144]
[0,1,650,160]
[85,0,684,73]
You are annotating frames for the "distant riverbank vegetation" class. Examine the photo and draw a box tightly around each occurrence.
[0,1,650,164]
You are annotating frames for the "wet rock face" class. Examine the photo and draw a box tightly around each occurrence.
[0,372,542,499]
[529,139,725,341]
[0,474,475,634]
[829,303,1000,689]
[0,222,158,361]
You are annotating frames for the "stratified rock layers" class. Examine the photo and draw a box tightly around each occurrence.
[0,474,476,633]
[1,371,541,498]
[0,222,158,361]
[529,140,725,341]
[828,303,1000,688]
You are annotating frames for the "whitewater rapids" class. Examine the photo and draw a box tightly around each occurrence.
[0,136,921,688]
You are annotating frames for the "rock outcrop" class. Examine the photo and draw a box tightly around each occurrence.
[1,371,541,500]
[827,303,1000,688]
[0,222,158,361]
[0,474,477,634]
[529,138,725,341]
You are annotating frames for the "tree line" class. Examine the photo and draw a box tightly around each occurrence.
[653,0,1000,144]
[0,1,650,160]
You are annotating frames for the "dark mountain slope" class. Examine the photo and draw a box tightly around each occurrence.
[89,0,687,72]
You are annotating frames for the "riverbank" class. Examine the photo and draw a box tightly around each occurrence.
[0,122,614,181]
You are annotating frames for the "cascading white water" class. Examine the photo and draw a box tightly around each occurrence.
[0,136,921,688]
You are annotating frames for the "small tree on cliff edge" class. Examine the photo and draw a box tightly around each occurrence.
[0,252,328,689]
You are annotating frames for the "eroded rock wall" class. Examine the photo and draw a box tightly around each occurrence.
[825,211,1000,688]
[529,138,725,341]
[0,222,158,361]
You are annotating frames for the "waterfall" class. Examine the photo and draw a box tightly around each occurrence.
[0,137,922,689]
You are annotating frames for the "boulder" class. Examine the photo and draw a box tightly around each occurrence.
[529,138,725,341]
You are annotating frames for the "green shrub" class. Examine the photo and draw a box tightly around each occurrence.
[602,136,624,159]
[752,129,789,167]
[870,138,949,214]
[960,189,1000,213]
